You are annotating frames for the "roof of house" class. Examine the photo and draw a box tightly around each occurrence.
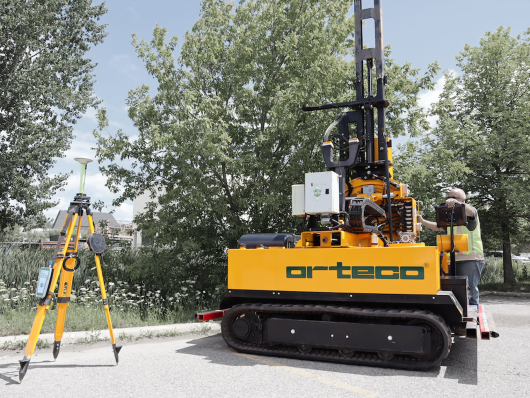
[52,210,120,230]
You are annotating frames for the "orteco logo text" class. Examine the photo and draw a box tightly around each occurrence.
[286,262,424,280]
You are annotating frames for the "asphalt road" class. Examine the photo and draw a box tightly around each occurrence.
[0,295,528,398]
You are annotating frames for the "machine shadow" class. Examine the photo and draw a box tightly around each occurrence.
[441,337,478,385]
[176,333,477,384]
[0,361,115,385]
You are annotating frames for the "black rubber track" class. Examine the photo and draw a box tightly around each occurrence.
[221,303,452,371]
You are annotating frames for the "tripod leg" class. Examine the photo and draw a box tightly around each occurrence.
[53,214,82,360]
[19,263,61,381]
[19,213,78,382]
[53,264,75,360]
[94,252,122,363]
[87,213,122,363]
[19,305,47,382]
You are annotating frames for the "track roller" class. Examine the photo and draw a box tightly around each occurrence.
[222,303,452,370]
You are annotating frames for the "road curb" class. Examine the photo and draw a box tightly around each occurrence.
[0,321,221,347]
[481,290,530,298]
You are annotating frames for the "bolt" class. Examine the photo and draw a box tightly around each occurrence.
[291,329,295,334]
[346,335,349,338]
[331,334,334,338]
[388,335,393,341]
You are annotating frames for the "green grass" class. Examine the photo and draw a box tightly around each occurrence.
[2,338,51,351]
[0,305,198,337]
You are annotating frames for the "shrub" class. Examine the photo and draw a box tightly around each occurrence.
[480,257,530,284]
[0,244,227,316]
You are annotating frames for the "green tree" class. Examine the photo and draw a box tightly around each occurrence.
[0,0,107,235]
[395,27,530,284]
[94,0,438,274]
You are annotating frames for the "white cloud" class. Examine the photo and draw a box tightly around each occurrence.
[65,131,98,160]
[43,196,70,222]
[82,106,98,121]
[60,171,125,198]
[112,202,134,222]
[417,70,457,128]
[128,134,139,143]
[87,172,125,197]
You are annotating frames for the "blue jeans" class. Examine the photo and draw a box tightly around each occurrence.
[455,260,485,305]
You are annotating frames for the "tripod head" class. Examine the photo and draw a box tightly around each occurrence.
[70,193,91,211]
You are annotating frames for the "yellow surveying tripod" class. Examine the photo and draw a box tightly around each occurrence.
[19,157,121,382]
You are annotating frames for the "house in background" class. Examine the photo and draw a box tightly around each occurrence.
[52,210,120,232]
[36,211,132,250]
[52,211,132,240]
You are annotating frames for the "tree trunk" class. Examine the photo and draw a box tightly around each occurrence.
[501,224,516,284]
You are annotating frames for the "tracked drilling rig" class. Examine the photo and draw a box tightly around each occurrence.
[197,0,497,370]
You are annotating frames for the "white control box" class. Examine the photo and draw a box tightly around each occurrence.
[304,171,340,215]
[292,184,305,216]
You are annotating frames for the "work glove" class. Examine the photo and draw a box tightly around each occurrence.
[446,198,458,208]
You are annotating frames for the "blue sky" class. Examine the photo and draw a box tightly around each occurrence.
[47,0,530,223]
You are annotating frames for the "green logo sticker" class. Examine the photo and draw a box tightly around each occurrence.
[311,186,323,200]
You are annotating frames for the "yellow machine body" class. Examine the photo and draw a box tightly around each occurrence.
[436,234,468,252]
[228,177,469,297]
[228,244,440,295]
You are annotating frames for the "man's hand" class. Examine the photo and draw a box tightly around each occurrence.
[416,214,444,232]
[446,198,458,208]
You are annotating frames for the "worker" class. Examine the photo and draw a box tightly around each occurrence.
[417,188,484,306]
